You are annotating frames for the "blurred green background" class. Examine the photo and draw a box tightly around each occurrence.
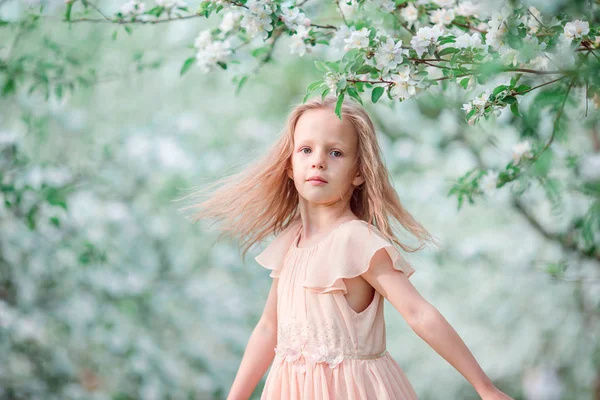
[1,0,599,399]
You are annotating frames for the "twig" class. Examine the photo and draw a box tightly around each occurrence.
[336,0,347,25]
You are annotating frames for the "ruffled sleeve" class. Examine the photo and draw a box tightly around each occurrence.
[303,220,415,294]
[255,218,302,278]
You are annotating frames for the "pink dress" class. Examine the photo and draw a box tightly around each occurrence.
[255,217,418,400]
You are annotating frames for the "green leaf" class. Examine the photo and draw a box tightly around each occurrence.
[515,84,531,94]
[493,85,509,96]
[124,25,132,35]
[180,57,195,76]
[459,77,470,89]
[438,47,460,56]
[2,78,15,95]
[503,96,517,104]
[371,86,384,103]
[235,75,248,95]
[335,91,345,120]
[251,46,271,58]
[510,102,522,117]
[112,30,118,40]
[306,80,325,93]
[347,86,363,105]
[320,87,330,100]
[530,149,553,177]
[65,2,73,21]
[355,65,379,75]
[510,73,522,87]
[314,61,329,73]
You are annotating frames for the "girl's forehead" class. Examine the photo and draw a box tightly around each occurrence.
[294,110,356,144]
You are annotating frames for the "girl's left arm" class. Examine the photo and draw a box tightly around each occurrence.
[362,249,514,400]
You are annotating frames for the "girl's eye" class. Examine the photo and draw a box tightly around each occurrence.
[300,148,343,157]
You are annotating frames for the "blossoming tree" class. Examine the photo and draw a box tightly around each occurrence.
[61,0,599,260]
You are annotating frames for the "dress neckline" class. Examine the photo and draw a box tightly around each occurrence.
[292,219,362,251]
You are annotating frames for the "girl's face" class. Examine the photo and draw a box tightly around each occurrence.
[288,108,364,206]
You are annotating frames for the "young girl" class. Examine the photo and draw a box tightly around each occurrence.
[182,96,514,400]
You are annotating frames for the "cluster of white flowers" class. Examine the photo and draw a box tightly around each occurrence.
[240,0,275,40]
[486,14,508,51]
[324,71,343,93]
[344,27,372,52]
[389,66,420,100]
[121,0,145,16]
[280,5,311,30]
[400,3,419,25]
[462,89,490,125]
[155,0,186,9]
[410,25,444,57]
[563,20,590,42]
[454,32,484,49]
[430,8,455,26]
[290,26,311,56]
[219,9,243,33]
[374,37,408,75]
[528,53,551,70]
[512,140,534,164]
[480,170,499,196]
[454,1,479,17]
[401,0,479,27]
[362,0,396,13]
[194,30,232,73]
[523,6,542,34]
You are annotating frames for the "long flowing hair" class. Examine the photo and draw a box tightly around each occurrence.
[175,96,439,262]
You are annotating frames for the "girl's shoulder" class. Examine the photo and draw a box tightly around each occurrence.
[254,217,302,278]
[303,219,416,294]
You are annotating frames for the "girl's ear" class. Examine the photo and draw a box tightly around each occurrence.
[287,168,294,180]
[353,173,365,187]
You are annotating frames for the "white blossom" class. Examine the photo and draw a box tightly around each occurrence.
[324,72,342,93]
[563,20,589,42]
[430,8,455,26]
[241,13,273,39]
[280,5,310,30]
[454,32,483,49]
[194,30,212,49]
[389,66,418,100]
[480,170,499,196]
[374,38,407,75]
[528,54,551,71]
[525,6,542,34]
[330,25,354,51]
[219,10,242,33]
[344,27,371,52]
[240,0,274,39]
[512,140,533,164]
[155,0,186,8]
[289,25,310,56]
[401,3,418,24]
[453,1,478,17]
[410,25,444,57]
[120,0,145,16]
[433,0,454,8]
[472,90,490,109]
[194,33,232,74]
[579,154,600,181]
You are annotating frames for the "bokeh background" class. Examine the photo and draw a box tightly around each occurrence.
[1,0,599,399]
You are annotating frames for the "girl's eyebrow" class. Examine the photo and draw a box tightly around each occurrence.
[297,139,347,147]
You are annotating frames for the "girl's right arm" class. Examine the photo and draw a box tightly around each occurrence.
[226,278,279,400]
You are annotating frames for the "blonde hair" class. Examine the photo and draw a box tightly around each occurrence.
[176,96,439,262]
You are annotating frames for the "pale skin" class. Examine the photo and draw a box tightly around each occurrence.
[227,107,514,400]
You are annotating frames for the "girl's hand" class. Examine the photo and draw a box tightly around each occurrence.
[480,386,514,400]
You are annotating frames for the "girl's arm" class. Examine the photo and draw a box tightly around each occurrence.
[362,249,514,400]
[227,278,279,400]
